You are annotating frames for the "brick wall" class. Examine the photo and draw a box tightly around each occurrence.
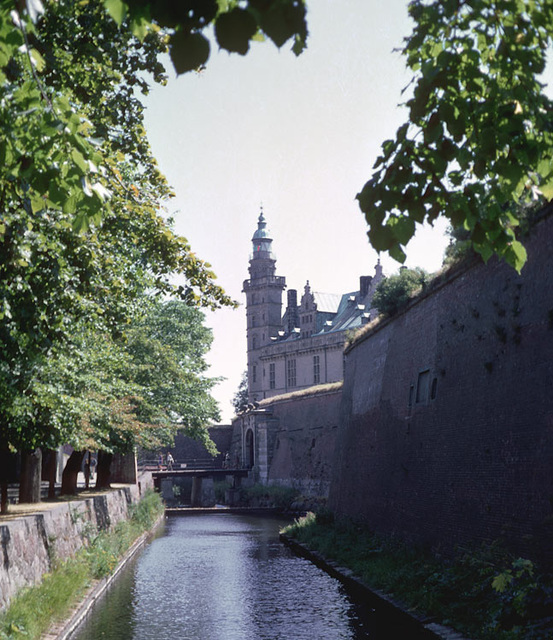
[230,385,342,497]
[329,211,553,564]
[267,388,342,496]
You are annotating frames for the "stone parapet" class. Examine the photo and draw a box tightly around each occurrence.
[0,484,145,611]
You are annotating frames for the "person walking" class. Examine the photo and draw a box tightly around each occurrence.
[166,452,174,471]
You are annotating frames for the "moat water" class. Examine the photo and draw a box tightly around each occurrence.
[70,513,432,640]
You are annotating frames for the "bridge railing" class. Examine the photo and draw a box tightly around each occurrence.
[138,457,224,471]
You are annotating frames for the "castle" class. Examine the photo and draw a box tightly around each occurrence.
[243,209,384,401]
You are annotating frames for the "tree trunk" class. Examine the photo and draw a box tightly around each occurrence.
[19,448,42,503]
[0,482,7,514]
[44,449,58,499]
[95,451,113,490]
[61,450,85,495]
[0,446,15,513]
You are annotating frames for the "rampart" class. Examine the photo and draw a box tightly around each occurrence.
[266,385,342,496]
[231,383,342,497]
[329,211,553,565]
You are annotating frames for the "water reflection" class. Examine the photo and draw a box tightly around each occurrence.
[71,513,430,640]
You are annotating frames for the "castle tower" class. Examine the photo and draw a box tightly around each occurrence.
[243,208,286,401]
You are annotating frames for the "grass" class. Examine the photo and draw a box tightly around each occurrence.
[281,512,553,640]
[0,489,164,640]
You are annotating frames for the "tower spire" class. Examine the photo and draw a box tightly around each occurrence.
[251,205,274,263]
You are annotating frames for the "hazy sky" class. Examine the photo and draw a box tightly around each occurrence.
[142,0,452,422]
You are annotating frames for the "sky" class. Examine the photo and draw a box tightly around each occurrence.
[141,0,452,423]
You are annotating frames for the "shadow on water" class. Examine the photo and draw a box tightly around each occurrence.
[70,513,435,640]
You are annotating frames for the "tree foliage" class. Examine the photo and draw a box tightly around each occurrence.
[0,0,307,500]
[357,0,553,272]
[372,267,429,317]
[232,370,249,415]
[15,299,220,456]
[106,0,308,74]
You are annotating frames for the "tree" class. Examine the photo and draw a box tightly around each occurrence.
[232,371,249,415]
[0,1,224,475]
[357,0,553,272]
[0,0,308,502]
[372,267,429,317]
[124,300,221,451]
[48,299,221,493]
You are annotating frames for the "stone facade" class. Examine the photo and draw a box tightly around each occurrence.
[329,209,553,564]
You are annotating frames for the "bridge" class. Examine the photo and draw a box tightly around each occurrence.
[140,458,251,507]
[152,468,249,480]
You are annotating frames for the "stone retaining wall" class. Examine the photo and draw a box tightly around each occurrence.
[0,482,149,611]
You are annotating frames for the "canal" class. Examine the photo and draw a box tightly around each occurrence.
[71,513,434,640]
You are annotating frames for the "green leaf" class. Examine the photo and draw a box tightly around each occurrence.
[539,178,553,200]
[424,111,442,144]
[71,148,88,174]
[537,157,553,179]
[72,212,90,233]
[260,1,306,49]
[30,193,45,213]
[388,214,416,245]
[492,572,513,593]
[63,192,80,214]
[130,16,149,42]
[104,0,127,25]
[169,31,210,75]
[30,48,46,72]
[389,244,407,263]
[215,8,257,55]
[504,240,528,273]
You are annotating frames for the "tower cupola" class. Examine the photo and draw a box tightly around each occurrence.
[251,208,275,260]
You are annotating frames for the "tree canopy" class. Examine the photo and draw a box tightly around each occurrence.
[0,0,307,459]
[357,0,553,272]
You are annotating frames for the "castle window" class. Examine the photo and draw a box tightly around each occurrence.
[416,370,430,404]
[313,355,320,384]
[431,377,438,400]
[252,336,257,350]
[287,359,296,388]
[252,365,257,383]
[269,363,275,389]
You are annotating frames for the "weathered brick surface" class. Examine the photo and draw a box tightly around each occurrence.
[330,212,553,564]
[266,389,342,496]
[0,485,141,611]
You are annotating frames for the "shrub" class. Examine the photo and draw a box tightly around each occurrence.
[372,267,429,316]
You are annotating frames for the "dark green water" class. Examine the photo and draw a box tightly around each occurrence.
[70,513,432,640]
